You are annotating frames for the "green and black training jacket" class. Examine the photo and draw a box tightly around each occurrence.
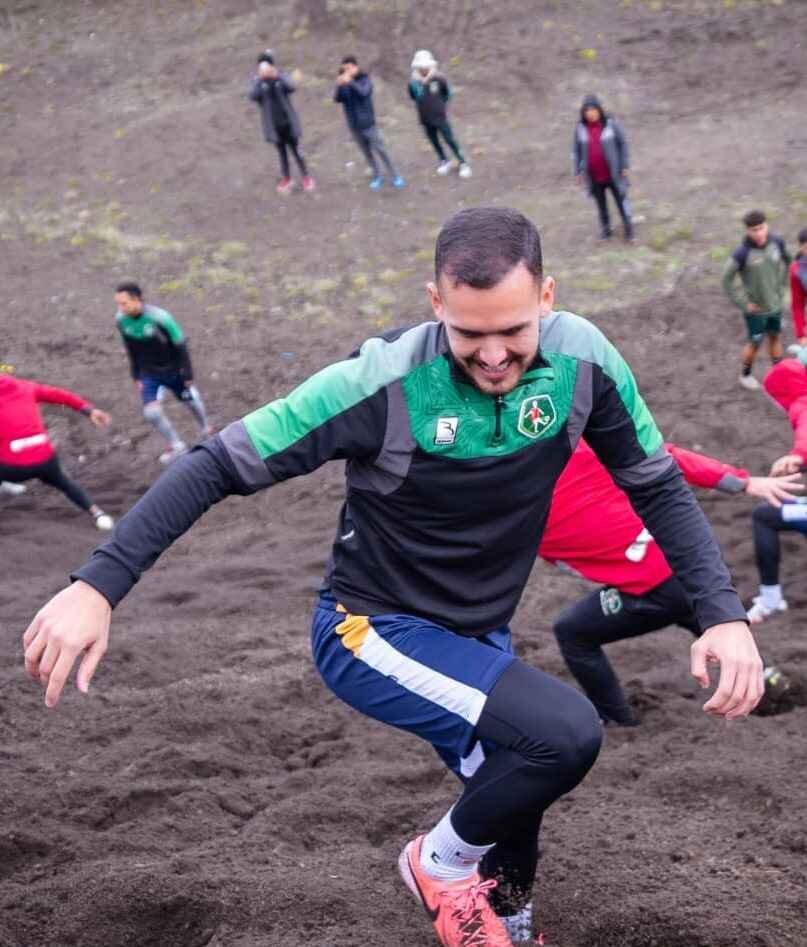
[75,311,745,635]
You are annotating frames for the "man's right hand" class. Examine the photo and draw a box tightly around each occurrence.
[770,453,804,477]
[746,302,762,314]
[23,581,111,709]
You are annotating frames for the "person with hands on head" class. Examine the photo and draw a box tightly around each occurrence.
[408,49,471,179]
[0,368,113,530]
[334,55,405,191]
[115,281,213,466]
[541,439,800,725]
[746,346,807,623]
[248,51,315,195]
[25,207,762,947]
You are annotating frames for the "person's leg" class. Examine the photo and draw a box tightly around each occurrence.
[590,181,611,236]
[143,400,184,450]
[553,577,697,725]
[287,136,309,178]
[425,124,447,162]
[749,502,807,621]
[351,127,379,176]
[178,384,211,435]
[275,139,290,180]
[607,181,634,239]
[311,594,599,942]
[365,126,400,180]
[765,315,783,363]
[740,317,762,387]
[439,123,466,164]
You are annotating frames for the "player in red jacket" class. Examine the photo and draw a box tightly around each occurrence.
[0,372,114,530]
[790,227,807,344]
[747,349,807,622]
[539,440,800,724]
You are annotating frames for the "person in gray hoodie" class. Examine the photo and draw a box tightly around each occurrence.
[248,52,315,194]
[573,94,634,241]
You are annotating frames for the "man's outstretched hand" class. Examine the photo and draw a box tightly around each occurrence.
[23,581,111,709]
[690,621,763,719]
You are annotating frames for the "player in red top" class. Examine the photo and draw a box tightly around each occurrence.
[790,227,807,345]
[746,347,807,622]
[539,440,800,724]
[0,371,114,530]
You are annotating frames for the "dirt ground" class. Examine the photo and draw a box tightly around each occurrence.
[2,1,807,945]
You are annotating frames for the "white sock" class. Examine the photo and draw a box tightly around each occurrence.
[760,584,783,609]
[420,808,495,882]
[500,902,533,942]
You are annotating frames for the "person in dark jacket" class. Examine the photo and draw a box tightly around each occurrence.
[334,56,405,191]
[408,49,471,179]
[248,52,315,194]
[573,94,634,241]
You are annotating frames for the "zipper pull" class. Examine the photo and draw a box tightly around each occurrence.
[492,394,505,444]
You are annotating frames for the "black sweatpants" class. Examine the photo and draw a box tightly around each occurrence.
[590,179,632,236]
[275,125,308,178]
[553,577,699,725]
[0,455,93,511]
[423,122,465,164]
[454,661,602,915]
[753,502,807,585]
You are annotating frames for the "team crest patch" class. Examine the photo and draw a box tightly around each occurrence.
[435,416,459,445]
[600,588,623,616]
[517,395,556,439]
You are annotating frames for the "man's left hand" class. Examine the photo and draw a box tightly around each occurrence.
[690,621,763,719]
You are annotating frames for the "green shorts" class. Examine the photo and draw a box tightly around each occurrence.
[745,311,782,343]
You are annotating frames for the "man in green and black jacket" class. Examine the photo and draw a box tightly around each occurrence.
[723,209,791,391]
[26,209,762,947]
[115,281,212,464]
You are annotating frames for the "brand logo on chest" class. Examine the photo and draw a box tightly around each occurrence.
[517,395,556,439]
[434,416,459,445]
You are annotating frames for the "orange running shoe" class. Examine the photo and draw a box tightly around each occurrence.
[398,836,513,946]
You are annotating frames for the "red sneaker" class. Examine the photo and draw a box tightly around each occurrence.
[302,175,316,192]
[399,836,512,946]
[276,177,292,194]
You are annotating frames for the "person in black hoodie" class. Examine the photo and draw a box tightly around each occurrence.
[334,56,405,191]
[572,95,634,241]
[248,52,315,194]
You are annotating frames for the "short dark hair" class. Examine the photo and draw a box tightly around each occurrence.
[257,51,274,65]
[798,227,807,245]
[435,207,543,289]
[743,210,766,228]
[116,281,142,298]
[341,55,358,66]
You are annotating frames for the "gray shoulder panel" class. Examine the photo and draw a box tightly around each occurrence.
[218,420,276,491]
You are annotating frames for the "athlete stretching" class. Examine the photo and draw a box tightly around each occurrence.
[115,282,212,464]
[0,371,113,530]
[25,209,762,947]
[746,349,807,623]
[540,440,801,725]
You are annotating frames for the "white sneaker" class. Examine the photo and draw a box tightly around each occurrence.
[747,596,788,624]
[94,512,114,531]
[159,442,188,465]
[0,481,27,496]
[436,160,452,176]
[739,374,761,391]
[458,162,472,179]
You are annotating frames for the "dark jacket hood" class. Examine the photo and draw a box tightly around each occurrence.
[580,94,607,124]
